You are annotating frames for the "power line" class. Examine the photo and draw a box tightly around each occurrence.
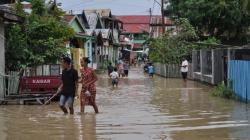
[153,0,161,6]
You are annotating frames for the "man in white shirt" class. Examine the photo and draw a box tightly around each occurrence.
[110,68,119,87]
[181,59,189,82]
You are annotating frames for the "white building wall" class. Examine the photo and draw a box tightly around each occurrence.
[0,22,5,98]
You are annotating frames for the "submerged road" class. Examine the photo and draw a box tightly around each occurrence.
[0,67,250,140]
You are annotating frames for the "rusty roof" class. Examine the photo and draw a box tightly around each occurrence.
[116,15,151,33]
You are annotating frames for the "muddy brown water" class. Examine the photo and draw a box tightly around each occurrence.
[0,68,250,140]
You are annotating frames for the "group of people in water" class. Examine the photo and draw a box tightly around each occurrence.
[58,56,184,115]
[58,56,99,115]
[107,59,131,87]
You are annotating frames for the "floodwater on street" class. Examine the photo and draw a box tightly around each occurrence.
[0,67,250,140]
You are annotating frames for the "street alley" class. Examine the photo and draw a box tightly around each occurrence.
[0,67,249,140]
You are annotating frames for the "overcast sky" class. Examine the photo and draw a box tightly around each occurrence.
[57,0,161,15]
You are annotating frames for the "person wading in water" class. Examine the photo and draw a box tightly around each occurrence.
[58,57,78,115]
[80,57,99,113]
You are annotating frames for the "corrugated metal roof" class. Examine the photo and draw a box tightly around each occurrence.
[116,15,151,24]
[96,9,111,17]
[85,29,111,39]
[116,16,151,33]
[95,29,111,39]
[84,9,111,17]
[83,10,103,29]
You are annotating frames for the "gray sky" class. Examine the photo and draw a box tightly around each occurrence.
[57,0,161,15]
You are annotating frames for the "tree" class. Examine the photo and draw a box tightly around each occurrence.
[15,0,26,16]
[149,18,198,64]
[167,0,250,44]
[5,0,74,71]
[5,25,29,71]
[31,0,46,16]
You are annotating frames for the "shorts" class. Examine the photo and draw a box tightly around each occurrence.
[124,70,129,76]
[59,95,74,108]
[112,79,118,85]
[149,73,154,77]
[182,72,188,79]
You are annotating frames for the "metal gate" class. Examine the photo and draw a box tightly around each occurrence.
[228,60,250,103]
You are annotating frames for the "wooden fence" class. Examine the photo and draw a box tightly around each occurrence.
[0,71,20,99]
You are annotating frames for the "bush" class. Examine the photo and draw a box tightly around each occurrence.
[212,81,237,99]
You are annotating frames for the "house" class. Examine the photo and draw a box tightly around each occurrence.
[63,15,93,73]
[116,15,151,62]
[0,4,23,74]
[96,9,122,64]
[79,9,122,68]
[0,1,23,98]
[80,10,105,69]
[85,29,104,69]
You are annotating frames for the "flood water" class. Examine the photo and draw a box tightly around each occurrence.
[0,67,250,140]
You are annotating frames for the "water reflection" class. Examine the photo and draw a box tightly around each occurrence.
[0,68,249,140]
[0,105,97,140]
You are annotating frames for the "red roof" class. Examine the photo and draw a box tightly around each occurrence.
[123,24,149,33]
[23,4,32,9]
[117,16,151,24]
[63,15,75,23]
[116,16,151,33]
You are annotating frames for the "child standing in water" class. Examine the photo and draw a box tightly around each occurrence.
[148,63,154,78]
[110,68,119,87]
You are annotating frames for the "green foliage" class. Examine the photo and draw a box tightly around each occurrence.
[5,0,74,71]
[31,0,46,16]
[5,25,29,71]
[201,37,221,45]
[149,18,198,64]
[212,81,238,100]
[192,37,222,50]
[15,0,25,16]
[168,0,250,42]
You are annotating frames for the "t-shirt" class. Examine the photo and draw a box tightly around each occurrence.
[148,66,154,74]
[61,68,78,97]
[181,60,189,73]
[110,71,119,79]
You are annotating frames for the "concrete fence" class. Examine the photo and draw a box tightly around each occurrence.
[154,63,193,79]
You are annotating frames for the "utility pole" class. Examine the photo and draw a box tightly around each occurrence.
[161,0,165,34]
[149,8,153,37]
[149,8,152,22]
